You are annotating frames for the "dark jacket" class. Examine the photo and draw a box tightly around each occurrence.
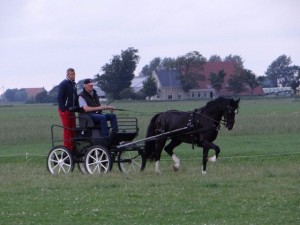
[57,78,78,112]
[79,88,102,113]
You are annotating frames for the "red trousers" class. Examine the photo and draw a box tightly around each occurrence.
[58,109,76,150]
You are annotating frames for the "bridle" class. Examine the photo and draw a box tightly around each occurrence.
[194,110,226,127]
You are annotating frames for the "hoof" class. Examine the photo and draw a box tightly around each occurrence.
[155,170,161,175]
[201,170,207,175]
[173,165,179,172]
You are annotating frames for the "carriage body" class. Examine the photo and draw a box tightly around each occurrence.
[47,114,146,175]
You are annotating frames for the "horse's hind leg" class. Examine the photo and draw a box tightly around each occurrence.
[154,140,166,174]
[164,139,182,171]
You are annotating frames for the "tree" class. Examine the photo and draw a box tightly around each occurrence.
[141,76,157,98]
[257,75,273,88]
[4,89,17,102]
[243,69,259,95]
[4,88,27,102]
[227,74,246,95]
[96,47,140,100]
[209,70,226,95]
[265,55,298,87]
[224,54,244,69]
[139,57,161,76]
[160,57,177,69]
[35,90,49,103]
[150,51,206,93]
[208,55,222,62]
[76,79,85,91]
[15,89,28,102]
[290,67,300,94]
[175,51,207,92]
[48,85,59,103]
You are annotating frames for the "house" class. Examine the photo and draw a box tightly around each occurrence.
[152,69,189,100]
[152,62,264,100]
[131,76,148,92]
[82,77,148,101]
[77,86,107,101]
[194,62,264,97]
[23,88,46,100]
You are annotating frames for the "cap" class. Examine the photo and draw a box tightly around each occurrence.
[83,78,94,85]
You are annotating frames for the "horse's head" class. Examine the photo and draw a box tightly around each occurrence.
[223,98,240,130]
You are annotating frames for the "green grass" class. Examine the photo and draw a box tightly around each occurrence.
[0,155,299,225]
[0,98,300,225]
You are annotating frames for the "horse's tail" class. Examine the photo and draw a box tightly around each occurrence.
[144,113,161,160]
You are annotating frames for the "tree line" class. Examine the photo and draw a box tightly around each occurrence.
[2,47,299,103]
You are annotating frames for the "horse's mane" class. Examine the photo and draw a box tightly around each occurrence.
[202,97,229,112]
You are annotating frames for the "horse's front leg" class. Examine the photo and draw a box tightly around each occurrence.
[208,142,220,163]
[201,141,220,174]
[202,148,209,175]
[164,139,182,171]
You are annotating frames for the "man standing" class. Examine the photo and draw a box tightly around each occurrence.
[57,68,78,151]
[78,78,118,144]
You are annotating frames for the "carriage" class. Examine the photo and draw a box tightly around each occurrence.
[47,114,146,175]
[47,97,240,175]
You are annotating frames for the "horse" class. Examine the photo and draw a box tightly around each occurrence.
[144,97,240,174]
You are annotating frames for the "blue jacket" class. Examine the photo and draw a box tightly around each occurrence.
[57,78,78,112]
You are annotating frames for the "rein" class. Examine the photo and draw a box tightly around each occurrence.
[193,110,227,127]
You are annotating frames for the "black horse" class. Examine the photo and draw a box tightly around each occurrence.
[144,97,240,174]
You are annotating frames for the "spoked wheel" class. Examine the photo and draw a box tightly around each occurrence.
[47,146,74,175]
[118,149,146,173]
[84,145,112,174]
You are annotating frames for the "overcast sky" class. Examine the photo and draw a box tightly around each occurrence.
[0,0,299,93]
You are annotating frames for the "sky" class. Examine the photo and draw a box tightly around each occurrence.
[0,0,299,93]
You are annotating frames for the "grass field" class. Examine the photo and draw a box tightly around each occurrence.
[0,98,299,225]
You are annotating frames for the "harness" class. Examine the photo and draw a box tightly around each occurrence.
[188,109,221,149]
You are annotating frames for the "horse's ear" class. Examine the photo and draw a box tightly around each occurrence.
[236,98,240,103]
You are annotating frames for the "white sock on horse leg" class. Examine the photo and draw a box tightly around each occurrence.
[172,154,180,164]
[172,154,180,170]
[201,166,207,175]
[208,155,217,162]
[155,161,161,174]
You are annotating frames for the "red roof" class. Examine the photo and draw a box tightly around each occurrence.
[23,88,46,99]
[193,62,264,96]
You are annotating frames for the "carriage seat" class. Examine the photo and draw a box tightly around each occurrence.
[77,113,103,145]
[78,113,100,128]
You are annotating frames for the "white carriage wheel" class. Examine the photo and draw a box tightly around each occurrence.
[47,146,74,175]
[118,150,146,174]
[84,145,112,174]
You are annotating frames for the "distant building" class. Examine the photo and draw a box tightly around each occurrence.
[194,62,264,97]
[152,69,188,100]
[85,77,149,100]
[23,88,46,101]
[151,62,264,100]
[131,76,148,92]
[263,87,293,96]
[77,86,106,101]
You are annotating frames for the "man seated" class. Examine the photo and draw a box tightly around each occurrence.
[78,78,118,145]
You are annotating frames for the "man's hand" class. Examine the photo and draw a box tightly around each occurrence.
[102,105,115,112]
